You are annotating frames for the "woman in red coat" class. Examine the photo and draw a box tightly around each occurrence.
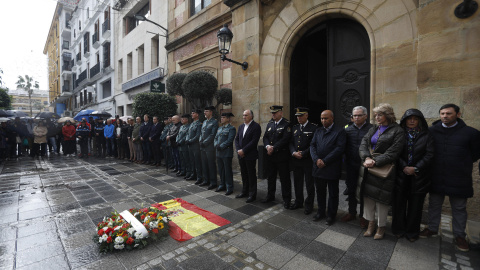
[62,120,76,156]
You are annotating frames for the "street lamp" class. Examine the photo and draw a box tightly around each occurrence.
[134,15,168,38]
[217,24,248,70]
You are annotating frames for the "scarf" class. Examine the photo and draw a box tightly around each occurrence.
[406,127,420,165]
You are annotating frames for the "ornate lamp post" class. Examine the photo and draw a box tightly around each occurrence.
[217,24,248,70]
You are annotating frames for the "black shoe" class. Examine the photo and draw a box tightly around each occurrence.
[207,185,217,190]
[215,187,226,192]
[186,176,196,180]
[178,173,186,177]
[313,213,326,222]
[289,203,303,210]
[284,201,291,209]
[194,180,203,185]
[169,166,175,169]
[172,169,179,173]
[199,182,209,187]
[225,191,233,196]
[304,208,313,215]
[235,193,247,198]
[184,174,191,179]
[325,217,335,226]
[246,197,256,203]
[343,188,349,195]
[261,197,275,203]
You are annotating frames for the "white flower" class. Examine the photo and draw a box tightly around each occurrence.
[114,226,121,231]
[101,234,108,241]
[103,226,109,231]
[134,212,139,217]
[114,236,124,244]
[134,244,139,248]
[108,222,113,227]
[162,217,168,223]
[99,238,104,243]
[143,216,149,223]
[114,244,125,250]
[134,231,145,239]
[150,221,158,229]
[127,228,136,235]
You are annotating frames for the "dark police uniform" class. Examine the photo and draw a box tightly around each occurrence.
[186,113,203,183]
[214,113,236,194]
[289,107,318,214]
[262,105,292,208]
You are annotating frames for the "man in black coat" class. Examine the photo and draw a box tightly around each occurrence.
[235,109,261,202]
[262,105,292,208]
[420,104,480,252]
[139,114,153,164]
[289,107,317,215]
[310,110,346,225]
[342,106,372,226]
[149,116,164,166]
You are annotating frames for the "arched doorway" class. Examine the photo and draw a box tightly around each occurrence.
[290,18,370,127]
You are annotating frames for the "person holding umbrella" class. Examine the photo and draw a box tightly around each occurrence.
[62,120,76,156]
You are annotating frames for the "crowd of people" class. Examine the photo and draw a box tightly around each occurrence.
[1,103,478,252]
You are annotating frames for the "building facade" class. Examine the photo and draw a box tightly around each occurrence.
[9,88,50,116]
[67,0,115,117]
[113,0,169,116]
[166,0,480,131]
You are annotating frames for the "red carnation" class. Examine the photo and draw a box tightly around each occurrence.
[97,229,104,236]
[105,228,114,235]
[152,228,159,234]
[142,208,149,213]
[141,215,145,220]
[107,236,112,243]
[126,237,134,245]
[151,213,157,218]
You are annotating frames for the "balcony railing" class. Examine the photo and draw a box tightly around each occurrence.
[62,41,70,50]
[76,53,81,61]
[90,62,101,78]
[103,58,110,69]
[62,85,70,92]
[69,59,74,67]
[92,32,99,43]
[65,20,70,29]
[102,19,110,34]
[76,69,87,86]
[62,64,72,72]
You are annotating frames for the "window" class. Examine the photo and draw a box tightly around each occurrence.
[191,0,211,16]
[84,33,90,54]
[87,7,90,19]
[79,20,81,31]
[123,1,150,35]
[102,80,111,98]
[103,42,110,68]
[44,101,48,105]
[151,36,159,68]
[138,45,144,75]
[127,53,132,80]
[118,59,123,83]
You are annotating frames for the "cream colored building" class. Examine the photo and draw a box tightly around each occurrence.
[9,88,51,116]
[166,0,480,130]
[113,0,169,116]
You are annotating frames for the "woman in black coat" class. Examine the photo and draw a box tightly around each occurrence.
[359,103,404,240]
[392,109,434,242]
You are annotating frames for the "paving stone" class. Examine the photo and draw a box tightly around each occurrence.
[254,242,297,269]
[299,241,343,267]
[249,222,286,240]
[17,230,61,251]
[280,254,330,270]
[228,231,269,254]
[266,214,301,230]
[235,204,264,216]
[387,238,439,269]
[205,204,232,216]
[178,252,229,270]
[347,235,396,267]
[288,220,325,240]
[334,251,385,270]
[116,244,162,269]
[221,210,249,225]
[315,229,356,251]
[15,240,65,268]
[272,230,312,252]
[16,253,70,270]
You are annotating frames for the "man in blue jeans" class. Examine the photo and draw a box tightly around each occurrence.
[104,119,115,157]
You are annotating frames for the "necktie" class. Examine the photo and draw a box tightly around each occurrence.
[301,125,304,132]
[274,122,278,129]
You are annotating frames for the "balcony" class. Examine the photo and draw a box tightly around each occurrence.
[75,69,87,88]
[92,32,100,49]
[113,0,127,10]
[61,19,71,39]
[71,59,77,71]
[103,60,113,74]
[62,41,70,51]
[90,62,101,79]
[76,53,82,65]
[62,85,71,93]
[102,19,111,39]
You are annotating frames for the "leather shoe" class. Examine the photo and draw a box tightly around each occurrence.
[261,197,275,203]
[325,217,335,226]
[304,208,313,215]
[340,213,356,222]
[186,176,196,180]
[207,185,217,190]
[283,201,291,209]
[225,191,233,196]
[246,197,256,203]
[199,182,209,187]
[194,180,203,185]
[215,187,226,192]
[289,203,303,210]
[343,188,349,195]
[235,193,247,198]
[176,171,182,176]
[172,169,179,173]
[313,213,326,222]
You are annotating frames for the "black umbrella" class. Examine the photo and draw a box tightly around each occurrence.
[5,110,29,118]
[90,110,112,118]
[35,112,61,119]
[0,109,13,117]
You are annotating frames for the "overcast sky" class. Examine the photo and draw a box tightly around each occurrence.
[0,0,58,91]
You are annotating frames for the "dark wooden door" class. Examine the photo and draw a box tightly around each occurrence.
[327,19,370,127]
[290,19,370,127]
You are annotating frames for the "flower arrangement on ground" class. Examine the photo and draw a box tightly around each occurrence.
[93,206,170,253]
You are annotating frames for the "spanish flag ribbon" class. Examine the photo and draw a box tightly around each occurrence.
[152,198,230,241]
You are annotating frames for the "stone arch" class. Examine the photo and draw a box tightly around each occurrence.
[259,0,418,121]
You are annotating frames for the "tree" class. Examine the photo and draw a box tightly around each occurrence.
[0,87,11,110]
[166,73,187,98]
[0,68,4,86]
[214,87,232,110]
[181,71,218,110]
[132,92,177,120]
[15,75,39,116]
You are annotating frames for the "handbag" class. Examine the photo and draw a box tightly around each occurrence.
[367,147,395,179]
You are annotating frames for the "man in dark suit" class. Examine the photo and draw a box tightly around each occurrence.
[235,109,262,202]
[262,105,292,209]
[149,116,164,166]
[289,107,318,215]
[310,110,346,225]
[139,114,153,164]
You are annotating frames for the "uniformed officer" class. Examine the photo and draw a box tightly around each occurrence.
[176,114,192,177]
[186,109,203,183]
[289,107,318,215]
[214,112,236,195]
[160,116,172,168]
[199,106,219,189]
[262,105,293,208]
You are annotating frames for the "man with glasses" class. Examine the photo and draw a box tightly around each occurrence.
[341,106,372,227]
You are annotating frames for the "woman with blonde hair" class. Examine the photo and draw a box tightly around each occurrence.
[359,103,404,239]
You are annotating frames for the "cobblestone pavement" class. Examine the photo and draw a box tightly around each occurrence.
[1,155,479,270]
